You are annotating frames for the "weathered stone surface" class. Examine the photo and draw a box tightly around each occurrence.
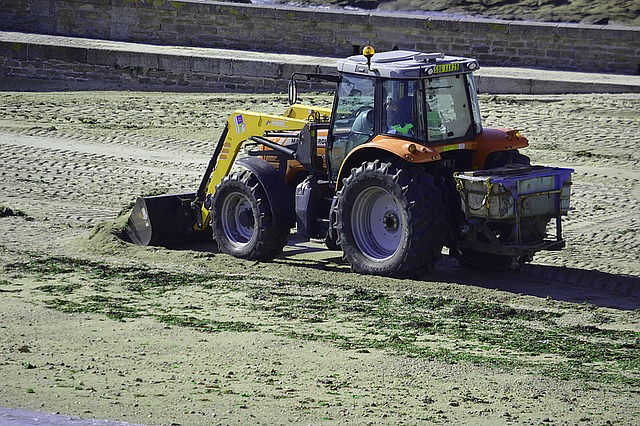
[0,0,637,75]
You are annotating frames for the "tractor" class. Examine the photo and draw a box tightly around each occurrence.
[125,47,573,277]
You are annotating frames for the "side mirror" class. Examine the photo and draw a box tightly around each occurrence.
[288,78,298,105]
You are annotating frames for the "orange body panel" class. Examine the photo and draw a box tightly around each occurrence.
[344,134,483,165]
[471,128,529,169]
[364,135,443,162]
[262,129,329,183]
[260,127,527,184]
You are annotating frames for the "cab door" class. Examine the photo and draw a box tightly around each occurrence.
[327,73,376,180]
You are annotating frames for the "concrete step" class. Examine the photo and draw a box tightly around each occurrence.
[1,31,639,94]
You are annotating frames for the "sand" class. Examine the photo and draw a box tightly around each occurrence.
[0,91,638,425]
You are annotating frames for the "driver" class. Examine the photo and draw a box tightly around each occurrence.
[385,96,413,136]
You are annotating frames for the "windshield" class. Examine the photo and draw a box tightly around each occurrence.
[382,79,424,139]
[425,74,473,141]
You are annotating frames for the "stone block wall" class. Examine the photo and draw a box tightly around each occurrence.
[1,0,638,75]
[0,33,338,92]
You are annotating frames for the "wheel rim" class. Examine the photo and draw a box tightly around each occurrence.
[351,186,402,261]
[220,192,255,248]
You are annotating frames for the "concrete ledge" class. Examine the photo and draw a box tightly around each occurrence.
[476,68,640,94]
[1,31,639,94]
[0,31,337,92]
[2,0,638,75]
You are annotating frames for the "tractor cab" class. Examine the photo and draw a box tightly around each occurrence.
[327,48,483,180]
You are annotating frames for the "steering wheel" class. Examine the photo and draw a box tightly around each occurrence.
[350,105,374,118]
[349,106,374,135]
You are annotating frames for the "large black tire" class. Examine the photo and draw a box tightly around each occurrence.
[336,159,446,278]
[211,170,288,261]
[484,149,531,169]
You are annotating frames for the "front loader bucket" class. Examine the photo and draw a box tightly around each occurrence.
[124,193,210,246]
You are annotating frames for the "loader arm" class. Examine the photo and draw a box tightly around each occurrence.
[197,108,330,230]
[125,106,330,246]
[206,111,308,195]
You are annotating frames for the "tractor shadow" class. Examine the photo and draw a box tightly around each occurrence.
[276,239,640,310]
[433,257,640,311]
[161,238,639,310]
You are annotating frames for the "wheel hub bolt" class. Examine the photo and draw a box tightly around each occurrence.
[238,209,254,228]
[383,212,399,232]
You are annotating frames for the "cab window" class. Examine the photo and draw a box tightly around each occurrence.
[466,73,483,134]
[328,74,375,179]
[425,74,474,142]
[381,79,425,140]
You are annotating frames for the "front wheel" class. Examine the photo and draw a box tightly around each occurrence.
[211,170,288,261]
[336,159,446,277]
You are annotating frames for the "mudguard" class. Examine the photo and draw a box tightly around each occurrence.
[235,157,295,231]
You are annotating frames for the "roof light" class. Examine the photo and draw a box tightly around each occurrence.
[362,46,376,72]
[467,61,479,70]
[425,67,435,76]
[363,45,375,59]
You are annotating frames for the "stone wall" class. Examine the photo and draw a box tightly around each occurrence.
[4,32,639,93]
[1,0,638,75]
[0,32,338,92]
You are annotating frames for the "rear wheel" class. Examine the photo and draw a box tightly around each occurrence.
[212,170,288,261]
[336,159,446,277]
[484,149,531,169]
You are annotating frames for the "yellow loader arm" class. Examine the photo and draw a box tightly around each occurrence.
[196,105,332,229]
[124,104,331,245]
